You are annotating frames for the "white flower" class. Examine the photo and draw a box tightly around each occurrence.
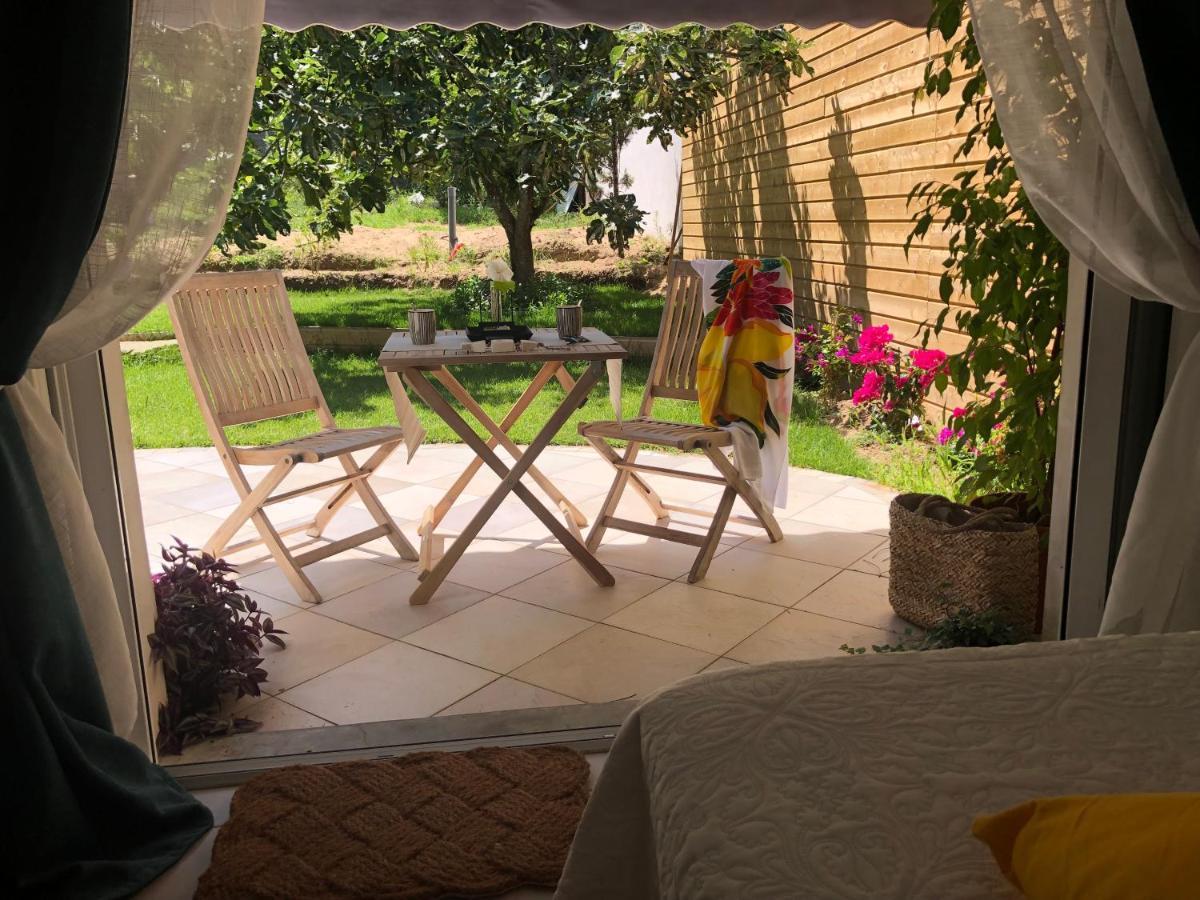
[407,191,425,205]
[485,258,514,282]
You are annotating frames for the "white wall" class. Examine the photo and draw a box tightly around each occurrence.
[620,128,682,240]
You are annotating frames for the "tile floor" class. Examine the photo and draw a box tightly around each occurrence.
[137,444,901,762]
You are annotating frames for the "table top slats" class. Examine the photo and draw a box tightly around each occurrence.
[378,327,626,368]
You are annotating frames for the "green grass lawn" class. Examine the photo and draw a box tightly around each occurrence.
[350,194,588,231]
[123,346,952,493]
[129,284,665,339]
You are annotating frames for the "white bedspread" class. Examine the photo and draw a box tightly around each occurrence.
[556,632,1200,899]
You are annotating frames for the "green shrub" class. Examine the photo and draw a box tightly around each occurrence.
[449,273,587,324]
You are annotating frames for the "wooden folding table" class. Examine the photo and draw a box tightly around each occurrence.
[379,327,626,604]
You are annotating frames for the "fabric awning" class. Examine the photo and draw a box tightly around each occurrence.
[264,0,929,31]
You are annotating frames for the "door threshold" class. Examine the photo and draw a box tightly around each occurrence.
[166,700,634,789]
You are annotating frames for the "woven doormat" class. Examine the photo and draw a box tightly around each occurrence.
[195,746,590,900]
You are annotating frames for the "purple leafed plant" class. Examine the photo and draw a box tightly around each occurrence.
[149,539,287,755]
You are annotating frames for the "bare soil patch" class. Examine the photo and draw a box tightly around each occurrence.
[203,224,668,290]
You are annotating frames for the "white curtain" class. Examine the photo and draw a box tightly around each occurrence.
[264,0,929,31]
[14,0,265,737]
[968,0,1200,633]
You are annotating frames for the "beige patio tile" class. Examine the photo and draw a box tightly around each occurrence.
[209,494,327,530]
[136,466,226,496]
[552,458,630,488]
[792,494,891,533]
[503,561,668,621]
[787,469,855,496]
[250,610,389,695]
[436,677,580,717]
[697,546,840,608]
[404,595,590,673]
[242,587,304,624]
[640,474,724,505]
[145,511,225,557]
[590,533,732,580]
[144,447,221,468]
[174,697,332,764]
[605,581,783,656]
[848,540,891,578]
[740,518,887,569]
[242,696,332,730]
[437,539,564,593]
[137,497,196,528]
[278,641,494,725]
[834,481,898,504]
[512,624,714,703]
[794,570,907,633]
[159,480,244,513]
[726,608,895,665]
[314,570,487,639]
[134,455,181,478]
[308,506,420,565]
[239,553,397,604]
[380,451,479,484]
[703,657,750,673]
[376,482,483,520]
[438,495,538,538]
[429,467,503,496]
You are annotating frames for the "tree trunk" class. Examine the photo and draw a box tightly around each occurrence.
[490,194,537,284]
[508,208,536,284]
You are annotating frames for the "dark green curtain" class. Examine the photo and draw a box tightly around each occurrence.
[3,4,212,897]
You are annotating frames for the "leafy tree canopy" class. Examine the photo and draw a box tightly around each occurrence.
[221,23,811,281]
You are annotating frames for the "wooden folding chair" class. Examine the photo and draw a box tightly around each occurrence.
[168,270,419,603]
[578,258,783,582]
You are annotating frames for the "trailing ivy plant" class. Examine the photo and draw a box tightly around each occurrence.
[149,540,287,755]
[840,604,1024,655]
[906,0,1069,510]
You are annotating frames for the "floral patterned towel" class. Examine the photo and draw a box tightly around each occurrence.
[690,258,795,507]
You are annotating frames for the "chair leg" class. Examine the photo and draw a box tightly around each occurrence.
[584,436,669,520]
[586,464,630,552]
[353,477,419,561]
[308,443,395,537]
[702,446,784,543]
[688,486,737,583]
[251,508,322,604]
[204,457,295,557]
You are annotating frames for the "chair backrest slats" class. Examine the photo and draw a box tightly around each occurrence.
[169,271,324,428]
[644,259,708,412]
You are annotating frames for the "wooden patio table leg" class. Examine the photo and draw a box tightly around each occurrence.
[432,366,587,529]
[389,362,559,570]
[403,362,614,605]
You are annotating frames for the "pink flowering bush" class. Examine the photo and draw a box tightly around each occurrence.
[794,309,949,438]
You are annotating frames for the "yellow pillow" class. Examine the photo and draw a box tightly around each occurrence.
[973,793,1200,899]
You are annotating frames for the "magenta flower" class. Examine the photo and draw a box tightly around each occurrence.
[858,325,893,352]
[852,370,884,405]
[909,348,947,372]
[937,427,955,445]
[952,406,967,418]
[849,347,892,366]
[851,312,864,325]
[834,346,849,358]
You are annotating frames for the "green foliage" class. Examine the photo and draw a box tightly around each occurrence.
[407,234,443,270]
[840,603,1024,655]
[584,194,646,256]
[448,273,588,324]
[222,24,810,281]
[907,0,1068,508]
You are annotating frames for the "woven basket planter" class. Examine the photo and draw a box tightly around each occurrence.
[889,493,1040,636]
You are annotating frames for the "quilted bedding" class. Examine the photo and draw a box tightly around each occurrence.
[555,631,1200,899]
